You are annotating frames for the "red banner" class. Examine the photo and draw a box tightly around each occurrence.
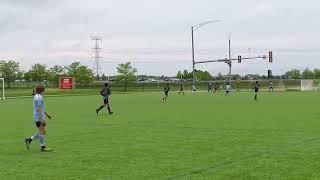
[59,77,75,89]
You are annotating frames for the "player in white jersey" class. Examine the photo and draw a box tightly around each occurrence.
[225,82,231,96]
[25,84,53,152]
[269,81,274,92]
[192,85,196,94]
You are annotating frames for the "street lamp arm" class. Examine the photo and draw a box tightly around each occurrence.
[193,20,220,31]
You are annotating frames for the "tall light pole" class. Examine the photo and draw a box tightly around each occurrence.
[228,35,231,82]
[191,20,220,86]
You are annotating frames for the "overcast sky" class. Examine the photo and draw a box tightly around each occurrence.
[1,0,320,76]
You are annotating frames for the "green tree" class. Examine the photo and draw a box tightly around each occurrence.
[101,74,107,81]
[24,71,32,82]
[16,71,24,81]
[176,69,212,81]
[27,63,49,82]
[183,70,192,79]
[286,69,301,79]
[0,60,20,88]
[216,72,223,80]
[116,62,137,92]
[95,75,101,81]
[66,62,94,86]
[231,74,241,80]
[302,68,314,79]
[195,70,212,81]
[48,65,65,86]
[77,66,94,85]
[176,71,183,79]
[66,62,81,77]
[314,68,320,79]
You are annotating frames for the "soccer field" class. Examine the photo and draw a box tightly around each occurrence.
[1,92,320,179]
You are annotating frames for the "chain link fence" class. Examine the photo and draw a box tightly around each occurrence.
[6,79,320,92]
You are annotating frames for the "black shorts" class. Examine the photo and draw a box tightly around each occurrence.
[104,97,109,104]
[35,121,46,128]
[255,88,259,93]
[165,91,169,96]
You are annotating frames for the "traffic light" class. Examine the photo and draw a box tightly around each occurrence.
[238,55,242,63]
[269,51,273,63]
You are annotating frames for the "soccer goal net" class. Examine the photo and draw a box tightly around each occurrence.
[277,79,286,91]
[301,80,314,91]
[0,78,4,100]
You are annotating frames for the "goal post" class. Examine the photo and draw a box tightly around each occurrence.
[0,78,4,100]
[301,80,314,91]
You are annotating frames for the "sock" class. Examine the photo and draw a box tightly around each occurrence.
[97,105,104,112]
[255,94,257,100]
[39,134,45,147]
[107,107,111,113]
[31,132,39,141]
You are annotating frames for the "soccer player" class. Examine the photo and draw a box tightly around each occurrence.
[32,85,36,96]
[225,82,231,96]
[254,81,260,101]
[179,82,184,95]
[96,83,113,115]
[192,84,197,94]
[269,81,274,92]
[208,82,213,93]
[25,84,53,152]
[162,83,170,102]
[213,83,218,93]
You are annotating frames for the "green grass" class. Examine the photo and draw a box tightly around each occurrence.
[1,91,320,179]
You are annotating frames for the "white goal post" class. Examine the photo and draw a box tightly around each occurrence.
[0,78,4,100]
[301,80,314,91]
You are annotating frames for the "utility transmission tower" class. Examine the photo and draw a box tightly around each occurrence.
[91,36,102,77]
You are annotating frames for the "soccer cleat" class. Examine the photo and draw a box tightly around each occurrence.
[96,109,99,115]
[109,112,114,115]
[41,147,53,152]
[25,138,31,150]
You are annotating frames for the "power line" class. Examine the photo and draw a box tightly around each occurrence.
[101,60,190,64]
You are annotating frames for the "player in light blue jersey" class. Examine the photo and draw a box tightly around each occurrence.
[25,84,53,152]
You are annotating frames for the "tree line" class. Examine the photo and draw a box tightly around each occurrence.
[0,60,137,88]
[1,59,320,88]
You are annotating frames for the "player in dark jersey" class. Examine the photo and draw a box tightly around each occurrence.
[32,85,36,96]
[162,83,170,102]
[96,83,113,115]
[213,83,218,93]
[208,82,213,93]
[179,82,184,95]
[254,81,260,101]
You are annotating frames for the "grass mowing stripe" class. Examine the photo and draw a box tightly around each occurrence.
[167,137,320,180]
